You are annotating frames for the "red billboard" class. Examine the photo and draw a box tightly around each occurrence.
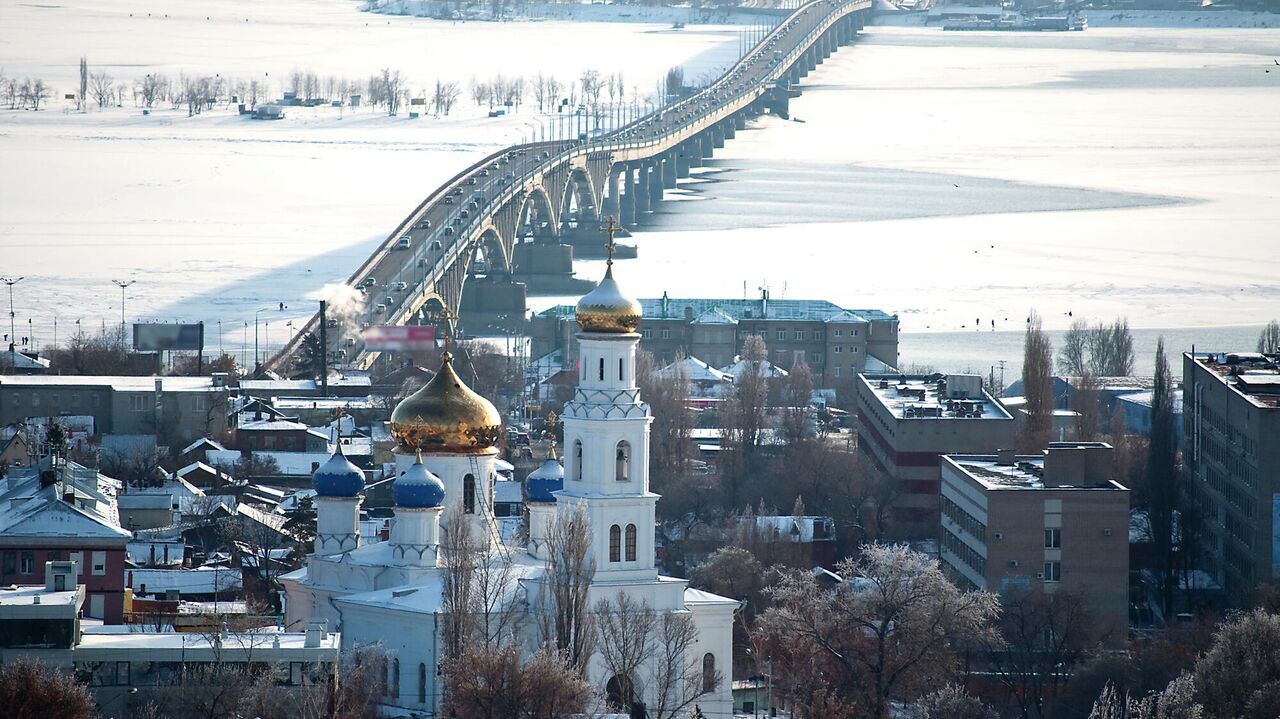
[361,325,436,352]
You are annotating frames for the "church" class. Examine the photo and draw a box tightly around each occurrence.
[281,248,737,717]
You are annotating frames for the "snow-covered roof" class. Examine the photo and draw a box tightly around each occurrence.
[236,503,288,534]
[749,515,836,543]
[658,356,733,384]
[126,567,241,595]
[0,350,51,370]
[238,419,309,432]
[0,375,224,392]
[495,480,523,504]
[683,587,739,606]
[126,540,185,567]
[181,437,227,455]
[690,308,737,326]
[252,451,333,476]
[0,460,130,541]
[721,358,789,380]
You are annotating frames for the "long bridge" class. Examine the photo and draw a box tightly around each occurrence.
[265,0,871,377]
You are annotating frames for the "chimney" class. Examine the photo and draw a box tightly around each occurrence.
[995,448,1015,466]
[1042,443,1114,487]
[304,619,327,648]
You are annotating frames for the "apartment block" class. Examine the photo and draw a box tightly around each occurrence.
[856,372,1015,538]
[1183,351,1280,597]
[532,291,899,387]
[940,443,1130,646]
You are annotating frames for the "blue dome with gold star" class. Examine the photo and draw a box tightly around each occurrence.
[394,453,446,509]
[313,445,365,498]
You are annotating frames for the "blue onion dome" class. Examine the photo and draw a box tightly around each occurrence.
[525,453,565,504]
[394,452,447,509]
[313,444,365,498]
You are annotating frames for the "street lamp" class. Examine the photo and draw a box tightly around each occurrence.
[111,279,135,349]
[254,304,287,373]
[0,276,22,352]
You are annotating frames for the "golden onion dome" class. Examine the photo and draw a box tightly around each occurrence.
[390,351,502,454]
[575,264,642,334]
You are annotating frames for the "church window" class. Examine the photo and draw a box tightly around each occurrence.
[625,524,637,562]
[609,525,621,562]
[702,653,717,693]
[606,674,634,711]
[616,441,631,481]
[391,658,400,698]
[599,357,605,381]
[463,474,476,514]
[573,441,583,481]
[418,663,427,704]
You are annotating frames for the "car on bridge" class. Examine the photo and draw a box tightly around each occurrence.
[467,177,478,186]
[396,237,412,250]
[444,196,455,204]
[416,219,431,229]
[460,210,470,219]
[392,282,408,291]
[359,278,376,289]
[374,303,387,314]
[443,227,455,236]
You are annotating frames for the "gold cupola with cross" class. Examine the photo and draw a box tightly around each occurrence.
[575,218,642,334]
[390,314,502,455]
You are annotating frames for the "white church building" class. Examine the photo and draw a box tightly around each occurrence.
[281,252,737,717]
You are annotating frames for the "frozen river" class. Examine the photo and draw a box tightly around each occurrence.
[3,6,1278,376]
[558,20,1280,377]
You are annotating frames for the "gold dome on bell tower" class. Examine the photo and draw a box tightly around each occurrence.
[390,350,502,455]
[575,218,642,334]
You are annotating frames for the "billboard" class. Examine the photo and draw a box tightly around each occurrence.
[361,325,436,352]
[133,323,203,351]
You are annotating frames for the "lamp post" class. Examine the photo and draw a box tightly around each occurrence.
[111,279,135,349]
[1,277,22,352]
[254,305,287,373]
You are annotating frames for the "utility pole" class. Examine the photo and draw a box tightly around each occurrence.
[1,277,22,352]
[111,279,135,350]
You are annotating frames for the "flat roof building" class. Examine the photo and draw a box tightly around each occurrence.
[533,292,898,387]
[1184,351,1280,597]
[856,372,1016,538]
[940,443,1130,646]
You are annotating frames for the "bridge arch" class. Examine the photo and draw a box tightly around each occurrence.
[472,227,510,275]
[559,168,600,233]
[516,184,558,241]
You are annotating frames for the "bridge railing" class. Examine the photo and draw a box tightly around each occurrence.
[267,0,867,374]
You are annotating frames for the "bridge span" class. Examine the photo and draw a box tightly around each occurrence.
[265,0,871,377]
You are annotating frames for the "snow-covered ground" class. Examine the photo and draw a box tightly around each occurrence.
[0,0,745,359]
[553,22,1280,375]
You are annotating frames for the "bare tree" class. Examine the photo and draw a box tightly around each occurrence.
[780,359,815,448]
[721,334,770,506]
[1147,337,1178,617]
[23,78,51,110]
[910,684,998,719]
[1018,310,1055,453]
[756,544,999,718]
[637,349,692,487]
[0,659,98,719]
[985,588,1096,719]
[442,644,593,719]
[595,592,655,710]
[541,506,596,673]
[1059,319,1090,376]
[89,70,114,108]
[77,57,87,111]
[650,609,719,719]
[1259,319,1280,354]
[1072,371,1102,441]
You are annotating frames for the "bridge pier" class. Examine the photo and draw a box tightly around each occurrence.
[634,162,652,218]
[722,120,736,141]
[700,133,714,159]
[606,168,622,222]
[648,160,664,206]
[662,153,677,189]
[621,165,638,227]
[735,114,747,131]
[676,146,692,177]
[711,126,725,149]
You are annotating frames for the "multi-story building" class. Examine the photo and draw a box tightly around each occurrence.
[856,372,1016,538]
[940,442,1130,646]
[0,375,233,446]
[0,458,131,622]
[532,291,898,387]
[1184,351,1280,596]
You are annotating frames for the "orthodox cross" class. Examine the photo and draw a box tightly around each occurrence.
[544,411,561,460]
[599,216,622,268]
[434,307,460,354]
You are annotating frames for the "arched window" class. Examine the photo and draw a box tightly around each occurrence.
[616,441,631,482]
[573,440,583,481]
[391,657,400,698]
[609,524,621,562]
[599,357,605,381]
[606,674,635,711]
[625,523,637,562]
[418,663,427,704]
[702,653,717,693]
[463,474,476,514]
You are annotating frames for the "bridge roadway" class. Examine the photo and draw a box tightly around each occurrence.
[265,0,871,377]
